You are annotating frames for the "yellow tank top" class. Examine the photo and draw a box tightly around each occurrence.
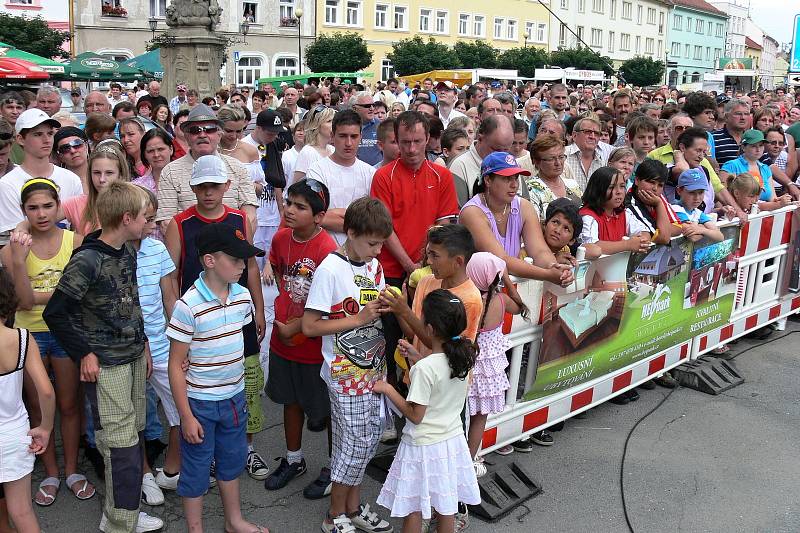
[15,230,75,332]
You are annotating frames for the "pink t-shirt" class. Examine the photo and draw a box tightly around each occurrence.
[61,194,93,235]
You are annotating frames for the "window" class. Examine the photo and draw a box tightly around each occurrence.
[608,31,615,52]
[714,48,721,63]
[393,5,407,29]
[636,5,642,24]
[236,56,263,86]
[325,0,338,24]
[381,59,394,80]
[458,13,469,35]
[645,37,654,54]
[536,22,547,43]
[8,0,35,4]
[473,15,484,37]
[494,17,503,39]
[150,0,166,18]
[659,12,664,34]
[559,23,567,47]
[673,14,682,30]
[707,22,712,36]
[507,19,517,40]
[691,71,700,83]
[716,23,723,37]
[684,43,690,57]
[577,25,584,44]
[620,33,630,51]
[658,39,662,53]
[706,46,711,60]
[525,21,534,42]
[592,0,603,13]
[274,57,298,77]
[686,17,691,31]
[671,41,680,57]
[560,0,568,8]
[419,8,430,32]
[242,1,257,22]
[647,7,655,24]
[635,35,640,53]
[375,3,388,28]
[345,0,361,26]
[278,0,293,21]
[578,0,585,12]
[622,1,631,20]
[435,10,447,33]
[695,19,703,33]
[591,28,602,47]
[694,45,702,59]
[610,0,616,19]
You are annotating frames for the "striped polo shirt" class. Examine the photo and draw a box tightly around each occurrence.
[167,272,253,401]
[136,238,175,363]
[711,127,741,165]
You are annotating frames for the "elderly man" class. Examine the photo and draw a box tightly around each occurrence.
[36,86,62,117]
[350,92,382,166]
[434,81,465,128]
[522,98,541,129]
[564,116,613,190]
[279,86,305,126]
[477,97,503,123]
[84,90,111,114]
[138,81,168,110]
[169,84,188,115]
[712,98,750,165]
[156,103,258,230]
[449,114,514,205]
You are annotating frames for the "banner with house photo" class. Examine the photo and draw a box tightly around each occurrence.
[523,231,739,402]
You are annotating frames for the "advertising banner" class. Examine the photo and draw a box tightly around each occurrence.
[718,57,754,70]
[524,230,739,401]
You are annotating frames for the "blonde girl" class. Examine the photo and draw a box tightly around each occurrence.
[292,106,335,183]
[726,173,762,216]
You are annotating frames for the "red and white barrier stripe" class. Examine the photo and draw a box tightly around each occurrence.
[737,209,792,257]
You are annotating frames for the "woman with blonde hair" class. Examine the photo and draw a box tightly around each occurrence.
[217,104,265,200]
[292,105,335,183]
[390,101,406,118]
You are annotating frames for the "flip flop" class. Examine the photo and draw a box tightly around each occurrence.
[66,473,96,500]
[711,344,730,355]
[34,477,60,507]
[224,526,269,533]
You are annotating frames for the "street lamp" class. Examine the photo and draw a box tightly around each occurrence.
[148,16,158,40]
[295,7,303,74]
[664,49,669,87]
[524,28,532,49]
[239,20,250,44]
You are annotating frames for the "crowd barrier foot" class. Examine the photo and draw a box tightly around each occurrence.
[468,462,542,522]
[671,356,744,395]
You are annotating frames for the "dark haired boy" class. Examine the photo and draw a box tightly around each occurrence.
[375,118,399,169]
[263,179,338,499]
[302,197,394,533]
[542,198,583,256]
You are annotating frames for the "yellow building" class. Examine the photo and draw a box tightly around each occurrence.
[316,0,551,80]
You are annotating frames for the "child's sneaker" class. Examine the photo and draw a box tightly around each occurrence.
[303,466,332,500]
[473,460,488,478]
[140,473,164,506]
[264,457,307,490]
[209,460,217,488]
[247,450,270,480]
[99,511,164,533]
[154,468,178,491]
[322,514,356,533]
[351,503,393,533]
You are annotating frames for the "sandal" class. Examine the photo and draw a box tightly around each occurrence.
[34,477,60,507]
[66,473,96,500]
[711,344,730,355]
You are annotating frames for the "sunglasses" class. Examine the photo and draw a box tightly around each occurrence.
[0,132,12,141]
[353,103,375,109]
[187,125,220,135]
[304,178,328,207]
[56,138,86,154]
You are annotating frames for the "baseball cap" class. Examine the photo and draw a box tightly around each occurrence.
[176,84,187,92]
[15,108,60,134]
[54,126,88,147]
[481,151,531,178]
[741,128,765,145]
[434,81,455,92]
[677,168,708,191]
[181,103,222,129]
[256,109,284,132]
[190,155,228,186]
[196,223,265,259]
[70,87,82,96]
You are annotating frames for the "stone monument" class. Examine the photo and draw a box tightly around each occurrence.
[160,0,226,98]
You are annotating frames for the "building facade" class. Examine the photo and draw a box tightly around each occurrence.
[548,0,670,68]
[0,0,69,54]
[74,0,316,88]
[709,0,747,59]
[666,0,727,86]
[316,0,551,81]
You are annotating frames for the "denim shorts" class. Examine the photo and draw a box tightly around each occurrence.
[178,390,248,498]
[31,331,69,359]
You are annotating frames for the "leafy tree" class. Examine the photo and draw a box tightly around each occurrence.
[453,41,497,69]
[619,56,665,87]
[388,36,459,76]
[304,32,373,73]
[0,14,70,60]
[496,47,549,78]
[550,47,615,77]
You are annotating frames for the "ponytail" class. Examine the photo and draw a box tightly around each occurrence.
[422,289,478,380]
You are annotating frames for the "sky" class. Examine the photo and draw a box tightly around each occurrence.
[746,0,797,45]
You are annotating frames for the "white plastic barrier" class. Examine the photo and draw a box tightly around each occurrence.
[479,206,799,456]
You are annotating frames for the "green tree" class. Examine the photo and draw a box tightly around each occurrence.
[550,47,615,77]
[453,41,497,69]
[619,56,665,87]
[0,14,70,60]
[304,32,373,73]
[388,36,459,76]
[496,47,549,78]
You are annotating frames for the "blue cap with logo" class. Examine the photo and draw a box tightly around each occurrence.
[480,151,531,178]
[677,168,707,191]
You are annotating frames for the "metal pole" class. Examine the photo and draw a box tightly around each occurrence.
[298,16,302,75]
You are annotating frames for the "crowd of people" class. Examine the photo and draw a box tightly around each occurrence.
[0,74,799,533]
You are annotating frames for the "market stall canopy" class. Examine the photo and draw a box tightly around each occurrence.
[400,70,476,85]
[126,50,163,80]
[256,71,373,86]
[0,57,49,80]
[67,52,145,81]
[0,42,68,76]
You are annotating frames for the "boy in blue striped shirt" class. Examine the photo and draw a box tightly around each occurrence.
[167,223,268,533]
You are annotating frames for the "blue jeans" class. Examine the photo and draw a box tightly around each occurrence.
[144,380,163,441]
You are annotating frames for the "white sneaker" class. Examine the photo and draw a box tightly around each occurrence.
[351,503,393,533]
[141,472,164,506]
[473,460,488,478]
[99,511,164,533]
[379,426,397,443]
[154,468,178,490]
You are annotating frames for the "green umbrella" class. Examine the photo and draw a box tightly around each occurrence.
[126,49,163,80]
[68,52,144,81]
[0,42,68,76]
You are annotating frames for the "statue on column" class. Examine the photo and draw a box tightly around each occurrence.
[165,0,222,30]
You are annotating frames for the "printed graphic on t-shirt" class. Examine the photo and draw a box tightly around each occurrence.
[282,257,317,319]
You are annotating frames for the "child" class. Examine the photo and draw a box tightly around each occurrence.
[302,196,394,533]
[166,223,268,533]
[726,173,762,216]
[625,158,682,244]
[281,122,306,183]
[375,118,400,169]
[374,290,481,533]
[1,178,92,507]
[579,166,653,255]
[673,169,724,242]
[43,181,163,533]
[164,154,269,481]
[542,197,584,260]
[0,265,55,533]
[84,112,117,150]
[434,128,470,168]
[263,179,338,498]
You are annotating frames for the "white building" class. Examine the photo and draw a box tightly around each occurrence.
[549,0,670,68]
[709,0,748,59]
[746,19,778,90]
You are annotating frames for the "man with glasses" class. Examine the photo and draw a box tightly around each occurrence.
[169,84,188,115]
[762,126,800,200]
[54,127,89,190]
[564,116,613,190]
[1,91,26,164]
[350,92,382,166]
[712,98,750,166]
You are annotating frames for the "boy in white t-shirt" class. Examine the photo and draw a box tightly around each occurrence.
[281,122,305,185]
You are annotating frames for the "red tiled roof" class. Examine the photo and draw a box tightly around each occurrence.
[668,0,728,16]
[745,36,762,50]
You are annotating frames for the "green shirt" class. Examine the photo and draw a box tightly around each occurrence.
[786,122,800,146]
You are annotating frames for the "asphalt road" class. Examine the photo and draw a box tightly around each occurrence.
[33,322,800,533]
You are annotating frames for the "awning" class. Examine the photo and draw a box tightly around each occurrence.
[126,49,163,80]
[256,71,374,86]
[0,58,49,80]
[401,70,475,84]
[0,42,68,76]
[67,52,145,81]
